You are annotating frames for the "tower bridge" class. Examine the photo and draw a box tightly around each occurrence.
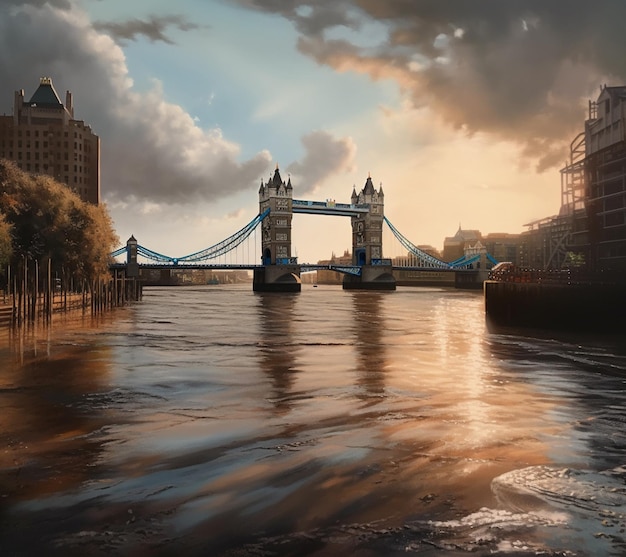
[111,167,497,291]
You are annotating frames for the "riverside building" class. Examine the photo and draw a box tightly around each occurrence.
[527,85,626,272]
[0,77,100,204]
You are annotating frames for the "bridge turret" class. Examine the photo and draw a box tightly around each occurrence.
[126,235,139,278]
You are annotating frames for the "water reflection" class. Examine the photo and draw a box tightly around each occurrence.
[484,328,626,470]
[255,292,300,414]
[0,326,112,502]
[350,291,387,397]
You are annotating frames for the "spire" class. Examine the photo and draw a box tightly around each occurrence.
[258,179,265,195]
[351,185,358,202]
[363,174,375,195]
[286,174,292,189]
[272,164,283,186]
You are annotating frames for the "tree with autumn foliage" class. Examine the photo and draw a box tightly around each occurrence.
[0,214,11,271]
[0,159,118,283]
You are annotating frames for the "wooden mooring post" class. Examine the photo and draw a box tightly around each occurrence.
[1,259,142,328]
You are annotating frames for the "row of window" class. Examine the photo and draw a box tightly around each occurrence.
[3,151,92,166]
[13,161,93,183]
[0,128,87,139]
[2,140,91,152]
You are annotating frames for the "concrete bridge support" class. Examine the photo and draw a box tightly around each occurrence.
[342,264,396,290]
[253,265,301,292]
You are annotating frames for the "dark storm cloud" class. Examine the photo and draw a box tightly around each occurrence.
[232,0,626,171]
[2,0,72,8]
[93,14,203,45]
[287,131,356,195]
[0,2,270,204]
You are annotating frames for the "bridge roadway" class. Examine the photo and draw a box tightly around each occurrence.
[292,199,369,217]
[110,262,473,275]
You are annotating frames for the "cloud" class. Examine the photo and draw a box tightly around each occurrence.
[286,131,356,195]
[3,0,72,8]
[0,2,271,205]
[232,0,626,172]
[93,14,204,45]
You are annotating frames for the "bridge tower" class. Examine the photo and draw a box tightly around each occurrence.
[259,165,294,264]
[254,165,301,292]
[350,174,384,265]
[345,174,395,290]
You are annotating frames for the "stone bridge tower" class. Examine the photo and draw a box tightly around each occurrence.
[350,174,384,265]
[258,165,294,264]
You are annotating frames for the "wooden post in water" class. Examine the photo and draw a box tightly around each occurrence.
[46,259,52,322]
[34,259,39,321]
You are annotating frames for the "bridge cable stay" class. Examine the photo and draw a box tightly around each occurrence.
[136,244,177,263]
[177,208,270,263]
[447,252,499,269]
[383,217,451,269]
[111,209,270,264]
[486,253,499,266]
[449,254,481,268]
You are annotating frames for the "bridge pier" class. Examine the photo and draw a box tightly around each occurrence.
[342,264,396,290]
[253,265,301,292]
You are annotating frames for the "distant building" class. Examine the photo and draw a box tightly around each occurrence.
[315,249,353,284]
[0,77,100,204]
[482,232,521,266]
[442,225,482,262]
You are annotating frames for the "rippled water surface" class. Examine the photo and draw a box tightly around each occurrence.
[1,284,625,556]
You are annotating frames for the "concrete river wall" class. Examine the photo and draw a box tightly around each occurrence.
[484,280,626,332]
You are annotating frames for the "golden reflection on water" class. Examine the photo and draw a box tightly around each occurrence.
[0,287,590,554]
[351,291,387,397]
[255,292,299,415]
[0,314,115,501]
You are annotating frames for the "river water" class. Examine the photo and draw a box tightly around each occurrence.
[1,284,625,556]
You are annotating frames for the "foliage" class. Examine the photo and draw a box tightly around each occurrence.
[0,159,119,281]
[0,213,11,271]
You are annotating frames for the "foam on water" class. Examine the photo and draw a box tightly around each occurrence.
[427,464,626,554]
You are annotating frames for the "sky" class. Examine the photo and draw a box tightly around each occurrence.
[1,0,624,263]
